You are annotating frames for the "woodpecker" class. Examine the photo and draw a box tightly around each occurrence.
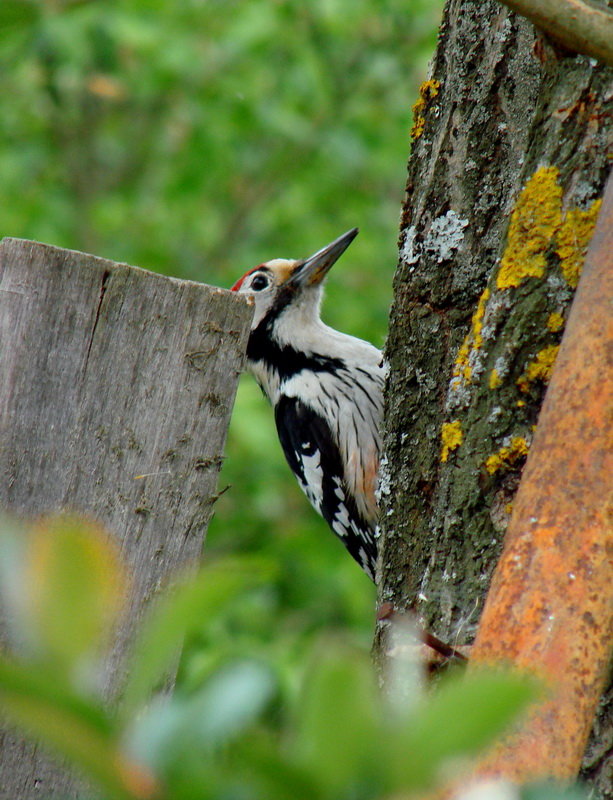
[231,228,384,580]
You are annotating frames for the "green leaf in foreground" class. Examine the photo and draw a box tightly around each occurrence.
[0,514,126,685]
[389,668,541,791]
[121,557,274,718]
[521,782,590,800]
[291,644,381,794]
[128,660,276,771]
[23,515,126,673]
[0,657,135,800]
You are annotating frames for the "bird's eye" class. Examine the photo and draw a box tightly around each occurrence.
[250,274,269,291]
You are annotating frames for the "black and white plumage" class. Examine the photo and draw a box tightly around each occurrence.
[231,229,384,579]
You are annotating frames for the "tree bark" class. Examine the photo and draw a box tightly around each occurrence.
[497,0,613,67]
[376,1,611,795]
[0,239,252,799]
[470,174,612,783]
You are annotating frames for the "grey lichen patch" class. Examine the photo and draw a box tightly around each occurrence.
[423,210,469,262]
[487,405,504,424]
[401,212,469,274]
[445,380,471,413]
[545,272,573,309]
[400,225,419,268]
[375,453,392,504]
[492,355,511,384]
[495,15,513,44]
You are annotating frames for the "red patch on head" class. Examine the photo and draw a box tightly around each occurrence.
[231,266,260,292]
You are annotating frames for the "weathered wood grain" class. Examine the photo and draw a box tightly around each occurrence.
[0,238,252,798]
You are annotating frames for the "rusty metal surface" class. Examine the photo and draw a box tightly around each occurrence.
[469,172,613,783]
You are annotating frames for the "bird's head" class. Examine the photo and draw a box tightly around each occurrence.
[231,228,358,329]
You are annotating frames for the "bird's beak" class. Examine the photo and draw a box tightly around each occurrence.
[290,228,359,288]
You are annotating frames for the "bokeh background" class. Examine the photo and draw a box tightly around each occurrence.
[1,0,443,685]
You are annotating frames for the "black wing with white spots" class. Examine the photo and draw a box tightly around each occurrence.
[274,395,377,579]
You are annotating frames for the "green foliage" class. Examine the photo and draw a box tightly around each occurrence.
[122,557,275,718]
[0,515,548,800]
[521,784,591,800]
[0,515,124,681]
[0,658,123,797]
[0,0,442,659]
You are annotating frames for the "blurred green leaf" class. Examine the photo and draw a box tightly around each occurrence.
[0,657,133,800]
[28,515,125,669]
[128,660,276,771]
[232,734,324,800]
[291,643,382,794]
[121,557,274,717]
[0,514,554,800]
[0,1,40,30]
[521,782,590,800]
[390,668,541,791]
[0,514,125,674]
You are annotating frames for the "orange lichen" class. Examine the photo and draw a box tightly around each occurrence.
[517,345,560,393]
[555,199,602,288]
[411,79,440,140]
[440,420,463,462]
[485,437,530,475]
[497,167,563,290]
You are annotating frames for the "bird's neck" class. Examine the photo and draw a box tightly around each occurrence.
[246,308,343,405]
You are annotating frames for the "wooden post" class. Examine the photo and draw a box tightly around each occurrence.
[0,238,252,798]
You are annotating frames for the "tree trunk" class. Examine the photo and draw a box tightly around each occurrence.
[0,239,252,799]
[376,1,612,795]
[469,177,612,784]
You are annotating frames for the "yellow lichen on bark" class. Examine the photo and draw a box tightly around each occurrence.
[517,345,560,392]
[555,199,602,288]
[497,166,563,290]
[440,420,463,462]
[497,167,601,291]
[411,79,440,140]
[452,287,490,383]
[472,287,490,349]
[453,335,472,383]
[489,368,502,389]
[547,312,564,332]
[485,436,530,475]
